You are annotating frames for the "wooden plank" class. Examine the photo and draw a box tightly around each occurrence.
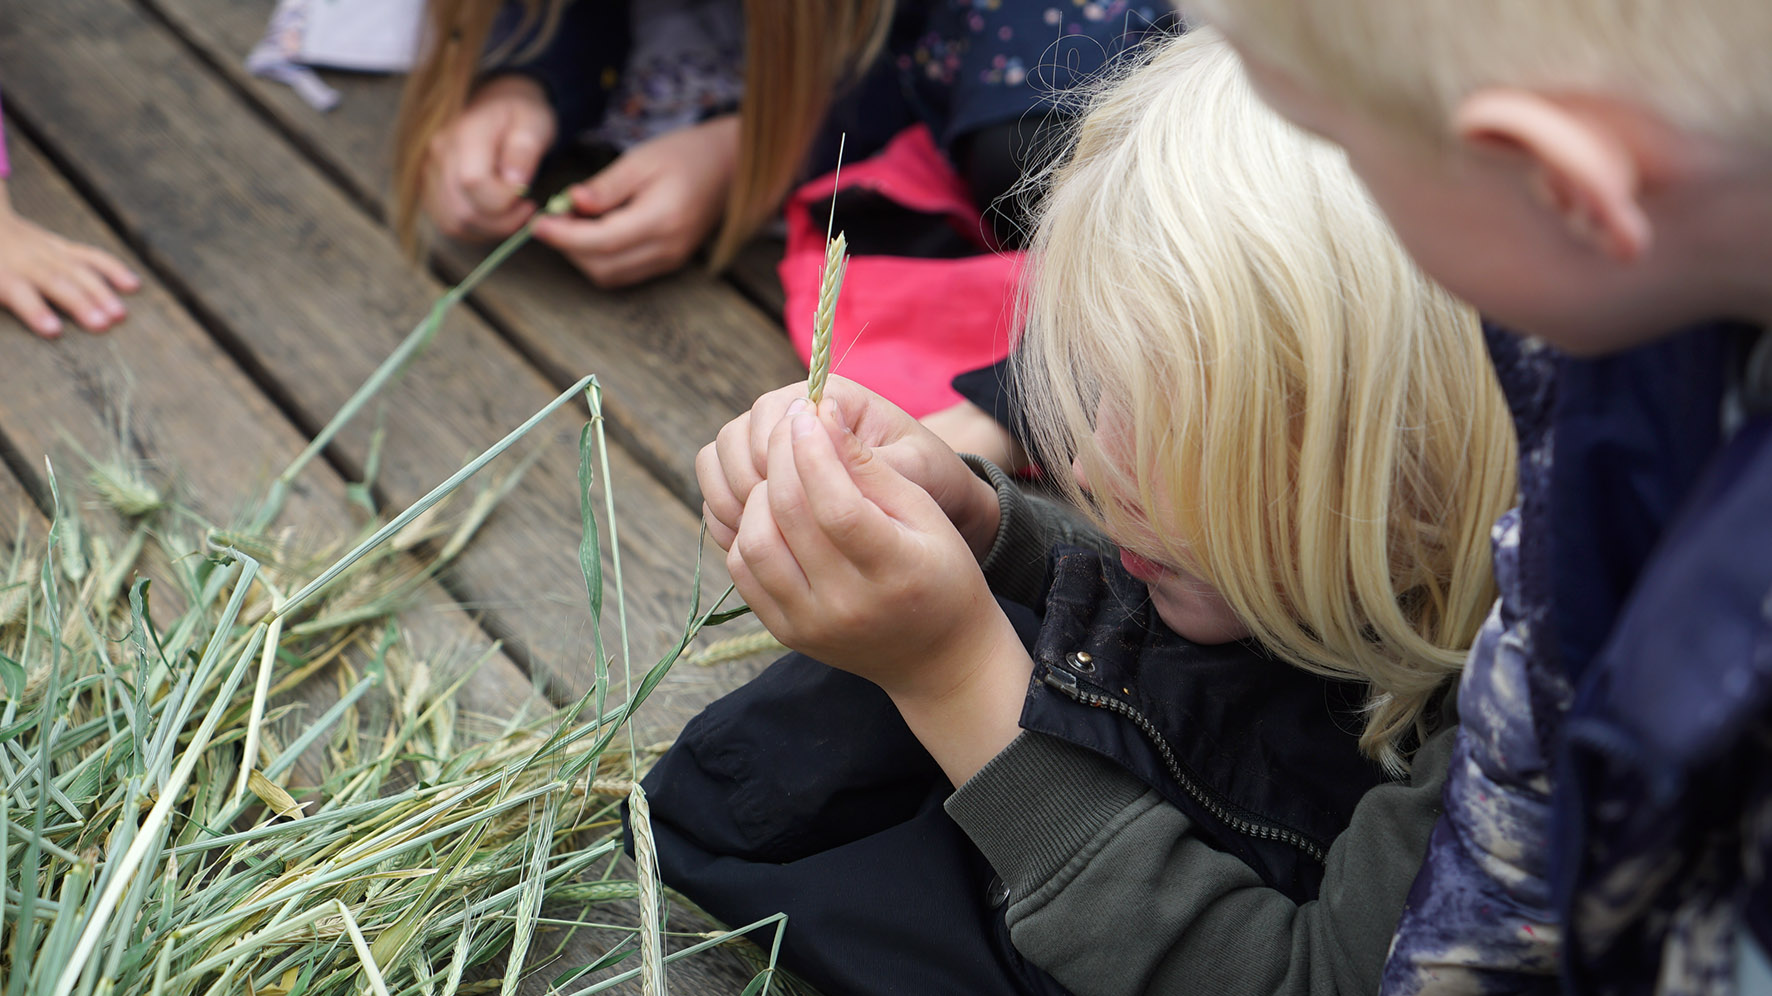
[0,132,547,725]
[0,456,42,551]
[0,0,753,728]
[142,0,806,505]
[727,236,788,321]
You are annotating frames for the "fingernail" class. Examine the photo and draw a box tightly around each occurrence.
[785,399,808,417]
[88,310,108,327]
[791,413,817,440]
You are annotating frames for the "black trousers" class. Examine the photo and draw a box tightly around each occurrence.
[639,600,1074,996]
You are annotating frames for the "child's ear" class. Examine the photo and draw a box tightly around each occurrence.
[1454,89,1653,263]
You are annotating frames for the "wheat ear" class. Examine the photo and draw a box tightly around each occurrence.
[807,231,847,406]
[629,782,667,996]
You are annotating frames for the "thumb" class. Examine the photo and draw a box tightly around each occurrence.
[813,410,936,524]
[572,153,649,215]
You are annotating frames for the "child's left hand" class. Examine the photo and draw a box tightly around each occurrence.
[0,188,139,337]
[731,404,1033,782]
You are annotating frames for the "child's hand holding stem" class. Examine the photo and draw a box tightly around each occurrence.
[723,397,1031,785]
[0,178,139,337]
[698,376,1002,558]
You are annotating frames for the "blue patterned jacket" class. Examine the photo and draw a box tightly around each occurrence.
[1380,325,1741,995]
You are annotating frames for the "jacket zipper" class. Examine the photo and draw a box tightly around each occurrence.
[1042,666,1329,865]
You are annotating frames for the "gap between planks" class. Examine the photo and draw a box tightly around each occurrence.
[134,0,806,508]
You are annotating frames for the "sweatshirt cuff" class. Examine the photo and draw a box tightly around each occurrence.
[946,731,1152,899]
[960,454,1051,608]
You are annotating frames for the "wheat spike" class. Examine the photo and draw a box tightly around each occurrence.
[689,628,786,667]
[629,782,667,996]
[807,231,847,406]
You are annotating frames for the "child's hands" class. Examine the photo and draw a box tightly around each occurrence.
[698,376,1002,559]
[423,74,557,242]
[531,115,738,287]
[0,185,139,337]
[731,406,1032,782]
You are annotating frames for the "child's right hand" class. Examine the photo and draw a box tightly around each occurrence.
[0,185,139,337]
[697,376,1003,561]
[422,75,557,242]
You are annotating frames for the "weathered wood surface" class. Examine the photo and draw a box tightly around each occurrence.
[144,0,807,505]
[0,132,547,725]
[727,236,788,321]
[0,0,777,735]
[0,456,42,549]
[0,117,766,996]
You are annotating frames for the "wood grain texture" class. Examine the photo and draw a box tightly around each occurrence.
[0,0,757,725]
[0,10,794,990]
[0,132,546,725]
[145,0,807,505]
[726,236,788,321]
[0,455,43,551]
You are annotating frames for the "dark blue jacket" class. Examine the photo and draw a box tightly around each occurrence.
[1380,324,1744,995]
[1553,333,1772,995]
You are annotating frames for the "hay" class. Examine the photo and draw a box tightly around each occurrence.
[0,206,784,994]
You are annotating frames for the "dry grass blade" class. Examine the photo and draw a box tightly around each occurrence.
[1,390,753,996]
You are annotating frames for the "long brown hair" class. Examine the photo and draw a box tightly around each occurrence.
[392,0,557,249]
[392,0,894,264]
[710,0,893,267]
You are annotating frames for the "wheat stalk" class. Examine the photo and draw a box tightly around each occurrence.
[628,782,666,996]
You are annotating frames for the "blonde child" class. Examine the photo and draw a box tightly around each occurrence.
[652,31,1518,996]
[1183,1,1772,991]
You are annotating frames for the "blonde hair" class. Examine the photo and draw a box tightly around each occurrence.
[1185,0,1772,151]
[394,0,894,263]
[1018,29,1518,774]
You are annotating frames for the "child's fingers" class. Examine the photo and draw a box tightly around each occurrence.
[708,416,761,523]
[805,410,956,545]
[76,246,140,294]
[702,503,737,551]
[787,412,906,569]
[695,438,745,550]
[456,118,522,219]
[0,277,61,337]
[730,482,810,606]
[533,205,654,260]
[762,412,852,580]
[571,154,648,217]
[494,120,546,192]
[44,269,117,332]
[564,241,673,289]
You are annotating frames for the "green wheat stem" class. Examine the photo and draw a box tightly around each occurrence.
[259,191,576,528]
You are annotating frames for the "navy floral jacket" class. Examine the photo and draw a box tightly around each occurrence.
[1380,323,1768,995]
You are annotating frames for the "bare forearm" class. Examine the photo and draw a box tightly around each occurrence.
[889,609,1032,786]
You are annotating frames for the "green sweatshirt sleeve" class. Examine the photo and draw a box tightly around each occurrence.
[945,712,1457,996]
[960,455,1112,607]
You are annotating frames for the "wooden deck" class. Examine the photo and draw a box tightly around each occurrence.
[0,1,802,991]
